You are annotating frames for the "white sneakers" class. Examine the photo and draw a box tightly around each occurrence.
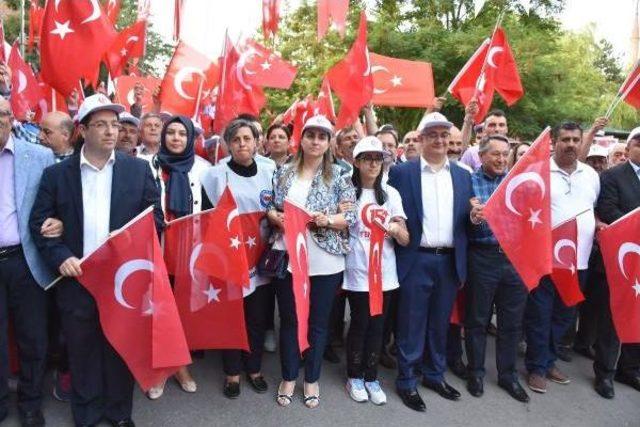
[346,378,387,405]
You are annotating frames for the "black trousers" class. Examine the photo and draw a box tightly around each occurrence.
[464,245,527,382]
[59,297,134,426]
[447,324,464,364]
[328,292,347,346]
[381,288,398,351]
[0,250,48,415]
[222,284,270,376]
[345,291,390,382]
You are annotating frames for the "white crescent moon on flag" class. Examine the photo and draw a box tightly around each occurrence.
[16,71,27,94]
[618,242,640,279]
[126,36,139,45]
[371,65,390,95]
[189,243,202,281]
[81,0,103,24]
[487,46,504,68]
[554,238,576,267]
[114,259,154,310]
[236,48,261,89]
[296,233,308,296]
[226,208,239,231]
[371,242,380,282]
[174,66,205,100]
[363,47,372,77]
[54,0,62,12]
[504,172,546,216]
[127,88,135,106]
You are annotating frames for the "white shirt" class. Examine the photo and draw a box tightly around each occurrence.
[80,147,115,257]
[550,158,600,270]
[343,187,406,292]
[420,156,454,248]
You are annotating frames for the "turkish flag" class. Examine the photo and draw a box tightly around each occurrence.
[105,20,147,78]
[262,0,281,39]
[34,77,68,122]
[77,208,191,391]
[159,41,220,117]
[8,43,43,120]
[326,12,373,129]
[105,0,122,25]
[317,0,348,41]
[448,38,489,114]
[617,61,640,109]
[489,27,524,106]
[164,209,249,351]
[195,187,251,289]
[599,207,640,343]
[28,0,45,51]
[283,199,313,353]
[213,36,266,134]
[282,95,315,151]
[551,218,585,306]
[114,75,160,115]
[369,53,434,108]
[314,78,337,123]
[368,219,385,316]
[483,127,552,290]
[239,39,297,89]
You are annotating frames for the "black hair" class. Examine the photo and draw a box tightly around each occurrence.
[266,123,291,140]
[375,129,398,146]
[236,113,259,123]
[552,121,583,140]
[486,109,506,119]
[351,155,387,206]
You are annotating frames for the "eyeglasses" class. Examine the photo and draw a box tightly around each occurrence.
[359,154,384,163]
[87,121,122,131]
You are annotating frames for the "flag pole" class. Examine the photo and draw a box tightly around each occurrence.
[20,0,25,57]
[604,61,640,118]
[473,9,507,98]
[192,74,205,121]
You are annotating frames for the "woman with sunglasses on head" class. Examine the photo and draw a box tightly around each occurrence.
[343,136,409,405]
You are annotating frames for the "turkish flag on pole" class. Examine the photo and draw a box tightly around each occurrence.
[40,0,116,96]
[34,78,68,122]
[9,43,43,120]
[164,209,249,351]
[448,38,490,111]
[262,0,281,39]
[489,27,524,106]
[195,187,251,289]
[317,0,348,41]
[616,61,640,109]
[114,76,160,115]
[77,208,191,391]
[483,127,552,290]
[283,200,314,353]
[28,1,45,52]
[282,95,314,151]
[326,12,373,129]
[368,219,385,316]
[105,20,147,78]
[369,53,435,108]
[240,39,297,89]
[551,218,585,306]
[314,78,337,123]
[599,207,640,343]
[105,0,122,25]
[159,41,220,117]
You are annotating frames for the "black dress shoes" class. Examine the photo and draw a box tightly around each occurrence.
[467,377,484,397]
[323,346,340,364]
[397,388,426,412]
[246,374,268,393]
[448,358,468,380]
[223,381,241,399]
[595,377,615,399]
[614,373,640,392]
[422,380,461,401]
[20,410,45,427]
[110,420,135,427]
[498,380,530,403]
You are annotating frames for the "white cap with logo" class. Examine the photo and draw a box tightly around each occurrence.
[627,126,640,143]
[76,94,125,124]
[587,144,608,159]
[353,136,389,159]
[302,115,334,137]
[418,112,453,133]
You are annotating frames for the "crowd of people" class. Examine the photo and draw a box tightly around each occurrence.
[1,73,639,427]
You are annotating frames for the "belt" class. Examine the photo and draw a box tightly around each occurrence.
[418,246,454,255]
[0,244,22,260]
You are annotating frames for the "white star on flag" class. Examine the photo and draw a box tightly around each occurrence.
[260,61,271,71]
[203,285,221,303]
[390,75,403,87]
[120,48,128,57]
[51,20,74,40]
[230,236,242,249]
[246,236,257,248]
[633,279,640,298]
[528,208,542,228]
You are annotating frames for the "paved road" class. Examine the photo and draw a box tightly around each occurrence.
[4,337,640,426]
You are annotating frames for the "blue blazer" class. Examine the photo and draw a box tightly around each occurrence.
[387,159,472,284]
[29,152,163,313]
[13,137,56,288]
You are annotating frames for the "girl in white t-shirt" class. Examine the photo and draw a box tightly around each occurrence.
[343,136,409,405]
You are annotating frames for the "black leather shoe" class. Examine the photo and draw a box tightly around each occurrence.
[556,346,572,362]
[573,345,595,360]
[467,377,484,397]
[422,380,461,401]
[448,358,468,380]
[110,420,135,427]
[323,346,340,364]
[614,373,640,392]
[595,377,615,399]
[223,381,241,399]
[246,374,268,393]
[397,388,426,412]
[498,380,530,403]
[20,410,45,427]
[379,350,397,369]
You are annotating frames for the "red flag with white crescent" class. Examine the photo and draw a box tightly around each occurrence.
[317,0,348,41]
[77,208,191,391]
[551,217,584,306]
[617,61,640,109]
[105,20,147,78]
[8,43,43,121]
[262,0,281,39]
[368,219,385,316]
[239,39,297,89]
[599,207,640,343]
[105,0,122,25]
[483,127,552,290]
[369,52,434,108]
[28,1,45,52]
[114,75,160,115]
[283,199,313,353]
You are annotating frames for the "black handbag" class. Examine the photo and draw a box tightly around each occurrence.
[257,247,289,279]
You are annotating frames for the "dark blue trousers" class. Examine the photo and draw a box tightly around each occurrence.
[396,252,459,390]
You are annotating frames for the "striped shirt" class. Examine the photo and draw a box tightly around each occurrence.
[469,167,506,245]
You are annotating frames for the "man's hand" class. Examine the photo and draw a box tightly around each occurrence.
[432,96,446,112]
[590,117,609,133]
[470,197,485,224]
[465,99,479,121]
[134,82,144,104]
[41,218,64,238]
[59,257,83,277]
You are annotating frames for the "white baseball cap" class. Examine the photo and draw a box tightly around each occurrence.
[627,126,640,143]
[587,144,608,159]
[418,112,453,133]
[118,112,140,127]
[353,136,389,159]
[76,94,125,124]
[302,115,334,137]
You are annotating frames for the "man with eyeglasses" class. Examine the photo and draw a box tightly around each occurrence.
[524,122,600,395]
[0,98,56,426]
[136,112,163,163]
[29,94,163,427]
[389,112,472,412]
[39,112,75,162]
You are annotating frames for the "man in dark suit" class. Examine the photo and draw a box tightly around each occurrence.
[593,128,640,398]
[388,112,472,412]
[30,94,163,427]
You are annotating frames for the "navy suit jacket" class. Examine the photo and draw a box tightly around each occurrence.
[29,151,163,314]
[387,159,472,284]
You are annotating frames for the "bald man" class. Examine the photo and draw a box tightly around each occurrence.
[608,142,627,167]
[448,126,464,161]
[39,112,75,162]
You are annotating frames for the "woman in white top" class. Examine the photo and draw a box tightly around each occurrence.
[343,136,409,405]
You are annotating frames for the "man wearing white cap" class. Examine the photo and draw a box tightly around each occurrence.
[116,112,140,156]
[30,94,163,427]
[388,112,473,412]
[585,144,608,174]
